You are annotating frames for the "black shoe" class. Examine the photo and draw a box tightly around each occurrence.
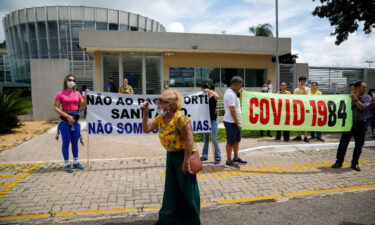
[267,133,272,137]
[225,160,240,170]
[317,138,325,142]
[293,136,302,141]
[200,157,208,161]
[284,139,290,142]
[275,138,281,141]
[351,164,361,171]
[331,162,342,168]
[214,160,221,165]
[309,136,316,140]
[303,137,309,143]
[233,157,247,164]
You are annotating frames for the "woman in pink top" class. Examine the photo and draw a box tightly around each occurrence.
[54,74,87,173]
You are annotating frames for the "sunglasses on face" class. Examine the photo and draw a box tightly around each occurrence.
[157,98,171,104]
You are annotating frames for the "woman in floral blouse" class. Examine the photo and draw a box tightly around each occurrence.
[141,88,200,225]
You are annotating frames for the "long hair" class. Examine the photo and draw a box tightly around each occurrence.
[63,74,76,91]
[163,88,183,112]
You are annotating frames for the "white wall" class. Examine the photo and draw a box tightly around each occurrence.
[31,59,70,121]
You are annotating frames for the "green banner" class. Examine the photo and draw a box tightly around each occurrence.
[241,91,352,131]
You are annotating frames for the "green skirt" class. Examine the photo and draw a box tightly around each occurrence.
[157,150,201,225]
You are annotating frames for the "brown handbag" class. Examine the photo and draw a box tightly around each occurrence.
[188,148,203,175]
[177,115,203,175]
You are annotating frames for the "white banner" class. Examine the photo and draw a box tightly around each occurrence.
[86,91,211,136]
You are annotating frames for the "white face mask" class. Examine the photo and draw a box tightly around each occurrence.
[156,108,167,116]
[262,87,268,92]
[67,81,76,89]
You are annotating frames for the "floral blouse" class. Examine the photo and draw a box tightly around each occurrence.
[155,110,197,152]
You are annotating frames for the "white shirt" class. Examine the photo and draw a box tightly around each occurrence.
[268,84,273,93]
[223,88,241,123]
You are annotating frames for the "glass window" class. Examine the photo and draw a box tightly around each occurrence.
[245,69,266,87]
[59,21,69,59]
[146,56,161,94]
[120,25,129,31]
[130,26,138,31]
[84,21,95,30]
[28,23,38,58]
[96,22,107,30]
[37,22,48,58]
[220,68,244,87]
[195,67,220,88]
[109,23,118,30]
[48,22,59,58]
[21,24,29,59]
[169,67,194,87]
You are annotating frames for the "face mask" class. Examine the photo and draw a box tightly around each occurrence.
[156,108,167,116]
[262,87,268,92]
[67,81,76,88]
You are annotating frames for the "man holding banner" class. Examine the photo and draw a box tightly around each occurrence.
[223,76,247,169]
[332,81,372,171]
[293,76,311,142]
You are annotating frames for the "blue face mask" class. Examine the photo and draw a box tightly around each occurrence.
[156,108,167,116]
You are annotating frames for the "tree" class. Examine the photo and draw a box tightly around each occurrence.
[249,23,273,37]
[0,40,6,48]
[312,0,375,45]
[272,53,299,64]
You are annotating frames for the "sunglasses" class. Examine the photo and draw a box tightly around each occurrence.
[157,98,171,104]
[68,79,75,82]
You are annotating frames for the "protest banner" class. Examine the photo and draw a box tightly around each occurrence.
[241,91,352,131]
[86,91,211,136]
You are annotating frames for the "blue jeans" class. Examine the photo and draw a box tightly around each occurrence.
[311,131,322,139]
[59,112,81,161]
[202,120,221,161]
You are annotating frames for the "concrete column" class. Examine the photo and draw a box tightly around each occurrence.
[94,51,102,91]
[142,53,146,94]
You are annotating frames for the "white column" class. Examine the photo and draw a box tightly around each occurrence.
[119,53,123,88]
[142,53,146,94]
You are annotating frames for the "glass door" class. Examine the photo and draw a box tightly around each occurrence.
[122,54,143,94]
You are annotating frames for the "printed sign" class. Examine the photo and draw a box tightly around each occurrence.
[241,91,352,131]
[86,92,211,136]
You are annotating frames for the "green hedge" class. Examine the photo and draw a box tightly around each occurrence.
[193,129,298,142]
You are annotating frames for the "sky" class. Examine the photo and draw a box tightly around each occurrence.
[0,0,374,67]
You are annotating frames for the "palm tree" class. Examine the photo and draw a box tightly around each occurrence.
[249,23,273,37]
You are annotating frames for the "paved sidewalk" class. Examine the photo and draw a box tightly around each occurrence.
[0,147,374,223]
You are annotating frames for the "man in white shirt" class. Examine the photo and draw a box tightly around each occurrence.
[293,76,311,142]
[267,80,273,93]
[223,76,247,169]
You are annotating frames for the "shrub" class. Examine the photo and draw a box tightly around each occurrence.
[0,90,32,133]
[193,128,298,142]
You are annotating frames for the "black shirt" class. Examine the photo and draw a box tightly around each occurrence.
[209,97,217,121]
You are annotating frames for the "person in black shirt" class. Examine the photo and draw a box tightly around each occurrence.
[200,82,222,164]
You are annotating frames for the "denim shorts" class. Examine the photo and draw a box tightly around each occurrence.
[224,121,241,145]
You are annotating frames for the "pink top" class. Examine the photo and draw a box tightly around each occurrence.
[55,90,83,111]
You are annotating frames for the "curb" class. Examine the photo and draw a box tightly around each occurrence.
[239,141,375,154]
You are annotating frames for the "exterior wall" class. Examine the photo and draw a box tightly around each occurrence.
[163,52,276,92]
[2,6,166,88]
[31,59,69,120]
[366,69,375,90]
[294,63,309,82]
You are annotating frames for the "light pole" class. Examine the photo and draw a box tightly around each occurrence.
[365,60,374,68]
[275,0,280,92]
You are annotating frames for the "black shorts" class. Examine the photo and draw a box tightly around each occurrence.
[224,121,241,145]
